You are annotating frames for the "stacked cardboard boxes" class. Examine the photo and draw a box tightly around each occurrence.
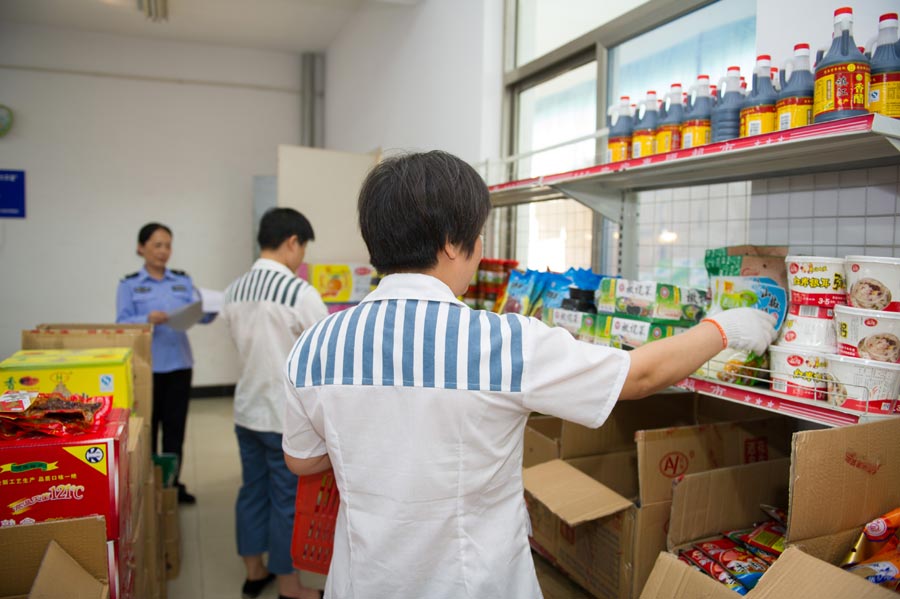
[522,392,796,598]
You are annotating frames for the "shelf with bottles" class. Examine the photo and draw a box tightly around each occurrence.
[489,113,900,207]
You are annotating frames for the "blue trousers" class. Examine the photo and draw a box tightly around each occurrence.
[235,425,298,575]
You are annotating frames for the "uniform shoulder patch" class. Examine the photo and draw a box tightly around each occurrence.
[170,269,188,276]
[122,272,139,281]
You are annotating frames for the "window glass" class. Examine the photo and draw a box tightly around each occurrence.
[516,0,649,66]
[607,0,756,106]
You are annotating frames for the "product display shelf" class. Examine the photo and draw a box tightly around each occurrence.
[489,113,900,207]
[675,375,895,427]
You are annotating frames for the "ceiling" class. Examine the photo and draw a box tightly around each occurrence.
[0,0,414,53]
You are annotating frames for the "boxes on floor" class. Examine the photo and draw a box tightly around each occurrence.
[640,416,900,599]
[0,516,112,599]
[0,348,134,412]
[0,409,129,543]
[21,325,152,422]
[523,412,795,599]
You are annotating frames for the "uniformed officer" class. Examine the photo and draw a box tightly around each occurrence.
[117,222,213,504]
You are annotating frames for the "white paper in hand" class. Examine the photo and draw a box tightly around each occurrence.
[198,288,225,313]
[166,301,203,331]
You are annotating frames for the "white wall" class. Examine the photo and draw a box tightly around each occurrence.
[324,0,503,164]
[756,0,896,66]
[0,23,301,385]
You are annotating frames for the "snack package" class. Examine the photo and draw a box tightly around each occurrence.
[565,267,604,293]
[843,507,900,568]
[846,547,900,592]
[609,315,689,349]
[746,520,786,556]
[696,537,769,590]
[549,310,611,345]
[532,273,573,321]
[498,270,538,315]
[680,548,748,595]
[709,276,788,330]
[0,392,112,438]
[760,504,788,527]
[704,348,769,387]
[596,277,707,324]
[723,528,778,565]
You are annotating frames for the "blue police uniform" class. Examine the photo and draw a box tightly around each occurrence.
[116,266,213,503]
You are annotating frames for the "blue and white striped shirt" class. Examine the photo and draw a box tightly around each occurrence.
[282,273,630,599]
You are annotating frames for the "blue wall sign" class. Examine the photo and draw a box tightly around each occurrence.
[0,170,25,218]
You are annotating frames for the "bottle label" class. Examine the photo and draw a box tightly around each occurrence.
[607,136,631,163]
[655,124,682,153]
[776,96,813,130]
[740,105,776,137]
[681,119,710,148]
[814,62,870,118]
[870,72,900,118]
[631,131,656,158]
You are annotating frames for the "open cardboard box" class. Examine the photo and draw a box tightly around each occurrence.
[640,416,900,599]
[0,517,109,599]
[523,414,795,598]
[22,324,153,422]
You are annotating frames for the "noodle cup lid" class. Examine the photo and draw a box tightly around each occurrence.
[825,353,900,371]
[785,255,845,266]
[834,304,900,321]
[844,255,900,266]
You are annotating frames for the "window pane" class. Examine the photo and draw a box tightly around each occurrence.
[514,199,594,272]
[607,0,756,107]
[516,0,650,66]
[516,61,597,179]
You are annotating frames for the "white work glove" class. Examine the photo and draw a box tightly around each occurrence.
[702,308,778,355]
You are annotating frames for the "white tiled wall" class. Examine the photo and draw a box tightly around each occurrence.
[636,165,900,288]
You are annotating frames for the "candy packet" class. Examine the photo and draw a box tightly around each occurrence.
[680,548,748,595]
[695,537,769,590]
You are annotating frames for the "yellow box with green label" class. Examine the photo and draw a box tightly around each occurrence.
[0,348,134,410]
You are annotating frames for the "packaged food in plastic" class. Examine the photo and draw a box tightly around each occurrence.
[695,537,769,590]
[680,547,748,595]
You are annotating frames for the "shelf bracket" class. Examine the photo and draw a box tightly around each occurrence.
[554,182,623,222]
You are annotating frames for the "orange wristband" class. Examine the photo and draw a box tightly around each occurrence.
[701,318,728,349]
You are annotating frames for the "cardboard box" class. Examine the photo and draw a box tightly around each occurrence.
[0,516,109,599]
[523,416,794,598]
[0,409,129,542]
[704,245,790,290]
[22,325,152,422]
[640,416,900,599]
[126,416,149,543]
[0,348,134,411]
[161,487,180,580]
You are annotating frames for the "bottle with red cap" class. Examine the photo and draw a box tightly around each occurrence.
[682,75,713,148]
[655,83,684,153]
[813,6,870,123]
[740,55,778,137]
[777,43,815,130]
[712,66,743,142]
[631,90,659,158]
[606,96,634,163]
[869,12,900,118]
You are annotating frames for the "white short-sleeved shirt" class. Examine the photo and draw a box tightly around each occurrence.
[222,258,327,433]
[283,273,630,599]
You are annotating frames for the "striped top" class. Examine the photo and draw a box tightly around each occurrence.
[282,273,629,599]
[225,266,309,307]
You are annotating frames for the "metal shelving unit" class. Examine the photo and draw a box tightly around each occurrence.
[488,113,900,427]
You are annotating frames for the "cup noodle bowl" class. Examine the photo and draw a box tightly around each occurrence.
[824,354,900,415]
[776,314,836,351]
[785,255,847,311]
[833,305,900,363]
[845,255,900,313]
[769,346,829,400]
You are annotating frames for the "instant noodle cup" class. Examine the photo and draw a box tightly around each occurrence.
[785,255,847,309]
[769,346,829,400]
[823,354,900,415]
[776,314,836,351]
[845,256,900,312]
[834,305,900,363]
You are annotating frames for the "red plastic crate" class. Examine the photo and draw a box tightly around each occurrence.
[291,469,339,575]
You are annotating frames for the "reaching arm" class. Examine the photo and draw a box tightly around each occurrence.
[284,452,332,477]
[619,307,778,400]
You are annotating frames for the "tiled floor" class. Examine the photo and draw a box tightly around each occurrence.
[167,397,591,599]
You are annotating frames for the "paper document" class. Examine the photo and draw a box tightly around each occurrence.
[166,301,203,331]
[198,288,225,313]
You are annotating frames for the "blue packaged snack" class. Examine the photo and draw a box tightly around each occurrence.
[532,273,573,321]
[498,270,537,315]
[710,276,787,330]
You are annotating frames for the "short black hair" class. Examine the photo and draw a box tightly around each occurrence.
[138,222,172,245]
[257,207,315,250]
[358,151,491,273]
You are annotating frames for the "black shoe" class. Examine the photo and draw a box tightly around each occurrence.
[242,573,275,598]
[176,483,196,505]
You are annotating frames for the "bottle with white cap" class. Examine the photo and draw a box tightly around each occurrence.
[682,75,713,148]
[869,12,900,118]
[655,83,684,153]
[740,55,778,137]
[631,90,659,158]
[607,96,634,163]
[813,6,870,123]
[777,43,815,130]
[712,66,743,142]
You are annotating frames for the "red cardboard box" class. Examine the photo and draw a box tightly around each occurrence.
[0,409,129,543]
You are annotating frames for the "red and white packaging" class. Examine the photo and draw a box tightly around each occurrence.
[786,256,847,309]
[834,304,900,363]
[777,314,837,351]
[769,346,829,400]
[0,408,129,542]
[845,255,900,312]
[824,354,900,415]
